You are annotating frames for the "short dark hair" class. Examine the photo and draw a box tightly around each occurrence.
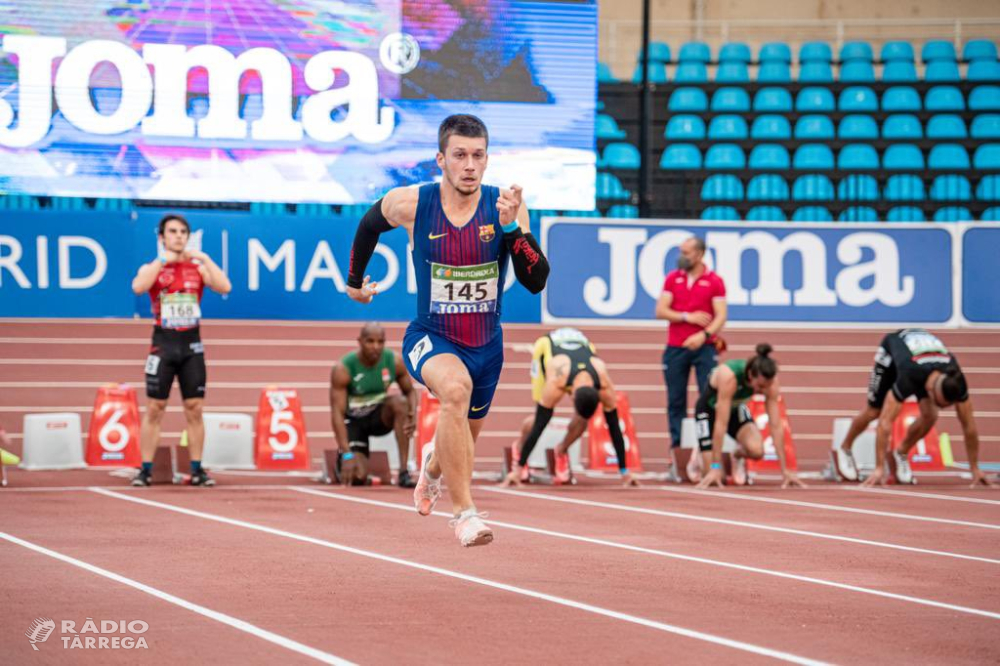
[940,368,968,404]
[438,114,489,153]
[159,214,190,236]
[690,236,706,254]
[573,386,600,419]
[747,343,778,380]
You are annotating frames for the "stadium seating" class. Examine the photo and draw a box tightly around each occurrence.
[887,206,926,222]
[746,205,787,221]
[665,115,706,140]
[701,205,740,220]
[882,114,923,139]
[747,174,790,201]
[708,115,748,139]
[701,174,744,201]
[751,115,791,139]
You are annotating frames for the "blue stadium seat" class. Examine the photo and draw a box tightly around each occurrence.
[838,206,879,222]
[669,87,708,111]
[838,174,880,200]
[838,144,880,169]
[749,144,791,169]
[296,203,330,216]
[665,114,706,140]
[968,60,1000,82]
[660,144,702,169]
[704,144,746,169]
[882,114,923,139]
[719,43,752,63]
[799,62,834,83]
[884,174,926,200]
[94,198,134,212]
[792,206,833,222]
[751,114,792,139]
[603,142,641,169]
[746,174,790,201]
[796,87,835,112]
[757,62,791,83]
[933,206,973,222]
[675,62,708,83]
[974,144,1000,169]
[597,62,619,83]
[799,42,832,63]
[882,86,922,111]
[925,115,967,139]
[981,207,1000,221]
[701,206,740,221]
[701,174,745,201]
[881,41,915,62]
[792,174,835,200]
[922,41,957,63]
[931,175,972,201]
[963,40,998,62]
[887,206,926,222]
[606,204,640,218]
[0,194,41,210]
[795,115,835,139]
[925,61,961,82]
[565,209,601,218]
[840,41,874,62]
[793,144,835,170]
[746,206,787,221]
[596,172,629,200]
[928,144,970,169]
[711,87,751,112]
[754,87,793,111]
[883,144,926,169]
[716,62,750,83]
[633,62,668,84]
[759,42,792,63]
[50,197,86,212]
[883,61,918,82]
[639,42,672,63]
[925,86,965,111]
[839,86,878,111]
[969,86,1000,110]
[841,61,876,82]
[679,41,711,63]
[596,114,627,140]
[971,114,1000,138]
[838,114,879,139]
[708,115,748,139]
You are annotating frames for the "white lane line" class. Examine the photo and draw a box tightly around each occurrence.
[480,487,1000,566]
[293,488,1000,621]
[0,531,354,665]
[839,486,1000,506]
[89,488,827,665]
[649,486,1000,530]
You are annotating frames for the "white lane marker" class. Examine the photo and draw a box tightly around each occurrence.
[839,486,1000,506]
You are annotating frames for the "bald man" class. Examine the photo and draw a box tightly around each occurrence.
[330,323,419,487]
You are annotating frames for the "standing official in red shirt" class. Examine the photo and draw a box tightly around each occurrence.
[655,236,727,478]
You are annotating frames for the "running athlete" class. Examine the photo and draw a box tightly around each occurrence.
[693,344,805,489]
[130,214,231,487]
[345,114,549,547]
[501,327,639,487]
[834,329,994,488]
[330,323,419,488]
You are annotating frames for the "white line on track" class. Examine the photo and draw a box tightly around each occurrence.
[292,488,1000,621]
[838,486,1000,506]
[0,531,354,665]
[480,487,1000,565]
[89,487,827,665]
[649,486,1000,530]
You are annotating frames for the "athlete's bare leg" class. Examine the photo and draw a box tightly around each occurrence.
[841,405,880,452]
[420,354,475,514]
[735,423,764,460]
[140,399,168,462]
[183,398,205,461]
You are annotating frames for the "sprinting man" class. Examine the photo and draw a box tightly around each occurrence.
[501,327,639,487]
[330,323,419,488]
[345,114,549,546]
[834,328,994,488]
[693,344,805,489]
[131,214,231,487]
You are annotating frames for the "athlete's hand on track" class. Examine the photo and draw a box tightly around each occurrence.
[347,276,379,304]
[687,311,713,328]
[499,469,523,488]
[860,466,886,487]
[696,468,725,489]
[403,415,416,441]
[497,185,523,227]
[781,470,807,489]
[971,468,999,489]
[622,472,641,487]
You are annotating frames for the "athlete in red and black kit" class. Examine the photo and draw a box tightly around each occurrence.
[130,214,231,487]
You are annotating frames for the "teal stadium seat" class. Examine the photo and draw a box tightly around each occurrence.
[838,174,880,200]
[922,41,957,63]
[925,61,961,82]
[800,62,834,83]
[639,42,672,63]
[884,175,926,200]
[759,43,792,63]
[716,62,750,83]
[971,114,1000,138]
[925,86,965,111]
[675,62,708,83]
[701,206,740,221]
[930,175,972,201]
[799,42,833,63]
[793,144,835,170]
[882,114,923,139]
[963,40,998,62]
[928,144,970,169]
[839,86,878,111]
[747,174,790,201]
[746,205,787,221]
[751,115,792,139]
[701,174,745,201]
[596,114,627,140]
[704,144,746,169]
[968,61,1000,82]
[881,41,915,62]
[719,43,752,63]
[665,115,706,140]
[977,175,1000,201]
[838,206,879,222]
[633,62,668,84]
[883,61,918,83]
[603,142,641,169]
[748,145,791,169]
[981,207,1000,221]
[974,144,1000,169]
[882,86,922,111]
[708,114,748,140]
[758,61,792,82]
[711,87,751,112]
[792,206,833,221]
[969,86,1000,111]
[679,42,711,63]
[596,172,629,200]
[754,87,793,112]
[840,41,874,62]
[795,115,835,139]
[887,206,926,222]
[660,145,702,169]
[933,206,973,222]
[793,174,835,200]
[840,61,875,83]
[606,204,639,218]
[925,115,966,139]
[597,62,619,83]
[838,144,880,170]
[796,87,835,112]
[838,115,879,139]
[883,144,926,169]
[669,87,708,111]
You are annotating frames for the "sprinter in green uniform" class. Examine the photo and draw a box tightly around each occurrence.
[330,323,419,487]
[692,343,804,489]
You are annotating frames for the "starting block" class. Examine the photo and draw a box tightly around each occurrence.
[201,413,255,470]
[319,450,391,486]
[20,413,86,470]
[148,445,190,484]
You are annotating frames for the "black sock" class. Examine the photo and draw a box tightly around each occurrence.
[141,462,153,474]
[191,460,202,474]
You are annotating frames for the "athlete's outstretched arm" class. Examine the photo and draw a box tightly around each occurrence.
[697,367,735,489]
[765,380,805,489]
[956,399,996,488]
[346,188,418,304]
[498,186,549,294]
[329,363,352,454]
[862,392,903,487]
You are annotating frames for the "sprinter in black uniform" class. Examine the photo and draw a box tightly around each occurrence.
[835,329,994,487]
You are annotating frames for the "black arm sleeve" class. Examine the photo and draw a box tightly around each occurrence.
[347,199,393,289]
[504,228,549,295]
[517,403,555,467]
[604,408,628,472]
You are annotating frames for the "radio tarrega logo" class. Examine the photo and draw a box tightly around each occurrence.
[25,618,55,650]
[23,617,149,651]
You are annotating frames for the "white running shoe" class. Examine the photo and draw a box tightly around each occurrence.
[834,447,860,482]
[450,510,494,547]
[890,449,914,484]
[732,456,748,486]
[413,442,442,516]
